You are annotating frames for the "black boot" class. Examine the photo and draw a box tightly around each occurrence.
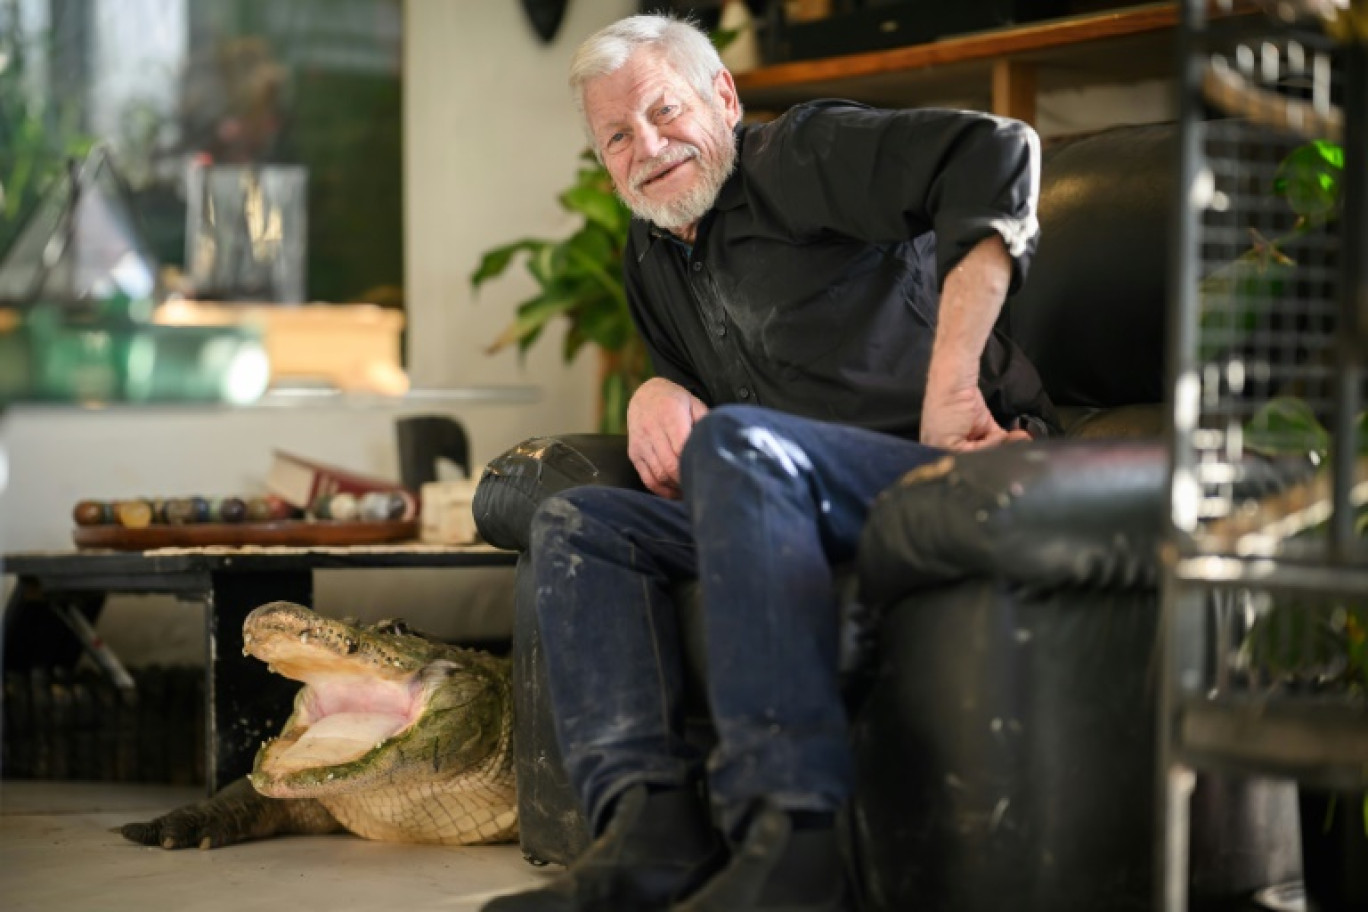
[670,805,851,912]
[482,784,726,912]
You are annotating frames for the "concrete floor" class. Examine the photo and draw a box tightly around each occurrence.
[0,780,555,912]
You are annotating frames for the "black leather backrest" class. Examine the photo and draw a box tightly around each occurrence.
[1005,122,1176,409]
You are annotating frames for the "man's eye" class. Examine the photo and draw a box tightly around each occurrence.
[604,132,627,152]
[657,105,679,121]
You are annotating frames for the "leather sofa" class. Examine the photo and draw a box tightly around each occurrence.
[472,122,1301,911]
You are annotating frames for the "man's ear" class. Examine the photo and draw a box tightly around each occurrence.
[713,68,742,129]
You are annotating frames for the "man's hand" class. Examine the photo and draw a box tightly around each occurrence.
[627,377,710,498]
[920,384,1031,451]
[920,235,1030,452]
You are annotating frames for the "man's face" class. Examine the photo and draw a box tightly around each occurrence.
[583,49,741,237]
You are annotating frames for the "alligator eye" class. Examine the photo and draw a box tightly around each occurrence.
[374,618,412,636]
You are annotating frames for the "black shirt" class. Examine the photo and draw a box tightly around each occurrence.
[624,100,1059,440]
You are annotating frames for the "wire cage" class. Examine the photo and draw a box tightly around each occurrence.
[1160,2,1368,910]
[1172,1,1366,568]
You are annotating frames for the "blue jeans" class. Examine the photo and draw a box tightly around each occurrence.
[528,405,942,833]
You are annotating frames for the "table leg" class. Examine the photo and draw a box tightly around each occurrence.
[204,571,311,794]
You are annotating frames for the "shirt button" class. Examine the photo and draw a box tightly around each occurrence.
[715,324,726,337]
[692,261,703,272]
[738,387,751,400]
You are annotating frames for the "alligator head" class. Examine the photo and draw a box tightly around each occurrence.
[242,601,514,833]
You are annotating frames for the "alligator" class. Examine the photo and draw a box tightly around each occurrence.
[120,601,517,849]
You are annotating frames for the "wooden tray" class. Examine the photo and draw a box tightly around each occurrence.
[73,519,419,551]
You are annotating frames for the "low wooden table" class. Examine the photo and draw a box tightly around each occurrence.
[3,543,518,793]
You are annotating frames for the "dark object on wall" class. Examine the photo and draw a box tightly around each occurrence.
[522,0,569,42]
[776,0,1072,63]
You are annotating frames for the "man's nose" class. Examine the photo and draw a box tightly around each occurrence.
[635,125,668,160]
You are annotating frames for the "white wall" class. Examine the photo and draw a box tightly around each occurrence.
[403,0,636,444]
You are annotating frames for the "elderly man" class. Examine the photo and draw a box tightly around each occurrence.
[486,13,1056,912]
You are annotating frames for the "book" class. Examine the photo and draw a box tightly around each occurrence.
[266,449,414,517]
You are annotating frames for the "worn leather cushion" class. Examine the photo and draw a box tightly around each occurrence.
[473,434,643,551]
[857,439,1316,606]
[1004,123,1176,408]
[857,440,1169,605]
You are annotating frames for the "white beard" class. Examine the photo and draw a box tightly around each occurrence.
[619,117,737,232]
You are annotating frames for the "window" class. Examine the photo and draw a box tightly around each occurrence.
[0,0,403,308]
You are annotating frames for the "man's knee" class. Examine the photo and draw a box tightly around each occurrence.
[529,488,597,552]
[682,405,763,465]
[683,406,813,482]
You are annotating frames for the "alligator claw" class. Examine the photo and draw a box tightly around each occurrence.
[120,803,231,850]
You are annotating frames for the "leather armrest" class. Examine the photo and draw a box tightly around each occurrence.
[856,440,1314,607]
[858,440,1169,607]
[473,434,644,551]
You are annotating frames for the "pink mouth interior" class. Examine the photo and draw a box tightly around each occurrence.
[269,672,420,773]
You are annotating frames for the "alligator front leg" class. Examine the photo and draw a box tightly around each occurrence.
[119,777,345,849]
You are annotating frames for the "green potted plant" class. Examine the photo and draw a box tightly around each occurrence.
[470,151,648,434]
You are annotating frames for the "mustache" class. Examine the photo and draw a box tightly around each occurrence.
[630,144,700,194]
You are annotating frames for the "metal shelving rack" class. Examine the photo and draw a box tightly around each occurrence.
[1160,1,1368,909]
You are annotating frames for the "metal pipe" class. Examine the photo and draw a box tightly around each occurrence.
[1332,39,1366,559]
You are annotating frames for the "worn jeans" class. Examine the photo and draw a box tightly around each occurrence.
[528,405,943,833]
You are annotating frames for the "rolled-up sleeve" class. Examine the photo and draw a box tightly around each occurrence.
[745,101,1041,294]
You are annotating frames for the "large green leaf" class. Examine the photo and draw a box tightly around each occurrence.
[563,323,588,364]
[1274,140,1343,223]
[561,183,628,236]
[1244,396,1330,459]
[516,323,545,357]
[525,242,563,287]
[560,226,615,276]
[577,293,632,352]
[485,290,581,353]
[562,227,627,306]
[470,239,546,289]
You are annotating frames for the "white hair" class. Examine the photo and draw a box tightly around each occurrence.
[569,14,727,145]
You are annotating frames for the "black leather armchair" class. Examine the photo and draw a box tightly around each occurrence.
[472,123,1300,911]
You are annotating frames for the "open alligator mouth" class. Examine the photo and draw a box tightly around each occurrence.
[243,602,445,786]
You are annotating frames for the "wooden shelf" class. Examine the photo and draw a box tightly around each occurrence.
[734,2,1262,121]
